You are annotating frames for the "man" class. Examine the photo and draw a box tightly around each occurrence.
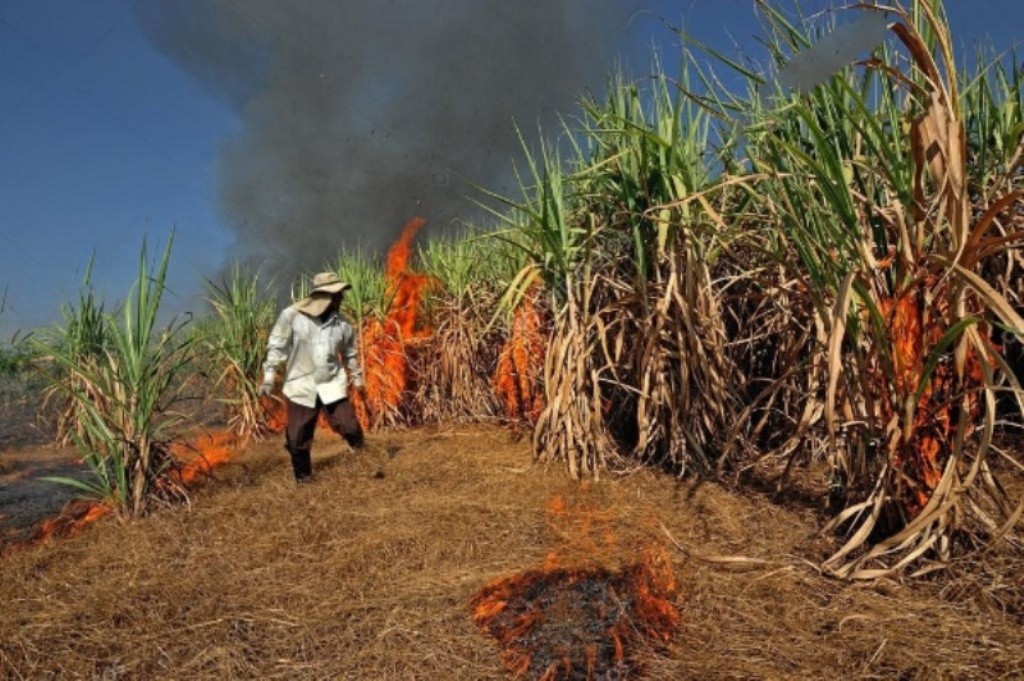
[259,271,365,482]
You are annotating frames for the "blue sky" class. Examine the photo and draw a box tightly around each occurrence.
[1,0,237,333]
[1,0,1020,336]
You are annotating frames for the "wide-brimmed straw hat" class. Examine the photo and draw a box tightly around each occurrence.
[294,272,352,317]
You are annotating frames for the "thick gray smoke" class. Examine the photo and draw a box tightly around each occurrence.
[136,1,642,283]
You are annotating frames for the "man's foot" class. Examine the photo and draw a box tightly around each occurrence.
[287,447,313,480]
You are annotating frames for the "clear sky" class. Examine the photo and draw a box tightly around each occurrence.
[1,0,1020,336]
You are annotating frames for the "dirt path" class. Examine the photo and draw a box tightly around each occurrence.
[1,425,1022,679]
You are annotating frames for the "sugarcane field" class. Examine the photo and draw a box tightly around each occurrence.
[1,1,1023,678]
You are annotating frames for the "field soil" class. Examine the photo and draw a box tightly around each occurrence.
[0,443,91,543]
[0,375,54,451]
[0,375,92,543]
[2,423,1024,679]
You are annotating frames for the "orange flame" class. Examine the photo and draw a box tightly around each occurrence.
[881,285,987,514]
[471,550,678,679]
[262,218,433,433]
[261,395,334,434]
[2,430,238,557]
[495,283,548,423]
[170,430,238,485]
[470,495,680,678]
[15,500,114,553]
[262,395,285,433]
[355,217,434,429]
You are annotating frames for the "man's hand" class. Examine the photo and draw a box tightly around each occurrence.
[258,381,274,398]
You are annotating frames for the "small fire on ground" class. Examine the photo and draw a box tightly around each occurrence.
[470,496,680,679]
[1,430,237,557]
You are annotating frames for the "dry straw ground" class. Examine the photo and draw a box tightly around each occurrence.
[2,425,1023,679]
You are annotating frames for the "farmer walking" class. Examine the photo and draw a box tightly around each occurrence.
[259,272,365,482]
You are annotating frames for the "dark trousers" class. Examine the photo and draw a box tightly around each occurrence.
[284,397,364,480]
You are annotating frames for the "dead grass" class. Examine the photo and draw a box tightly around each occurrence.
[1,424,1023,679]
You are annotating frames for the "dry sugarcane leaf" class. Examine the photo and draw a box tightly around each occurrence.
[823,498,877,533]
[854,450,962,568]
[919,95,949,194]
[963,190,1024,261]
[824,477,891,574]
[960,330,998,487]
[826,273,856,452]
[937,259,1024,335]
[988,349,1024,420]
[847,531,939,580]
[889,22,943,96]
[974,231,1024,263]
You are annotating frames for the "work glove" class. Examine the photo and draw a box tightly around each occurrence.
[258,381,274,398]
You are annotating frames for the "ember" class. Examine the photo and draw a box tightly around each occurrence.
[471,547,678,680]
[495,282,548,423]
[880,285,987,515]
[472,496,679,679]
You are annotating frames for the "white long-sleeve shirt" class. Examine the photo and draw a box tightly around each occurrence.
[262,306,364,408]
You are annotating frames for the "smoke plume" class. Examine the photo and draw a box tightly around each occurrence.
[135,1,642,285]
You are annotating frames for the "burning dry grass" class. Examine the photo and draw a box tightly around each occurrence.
[2,425,1024,678]
[168,431,239,486]
[0,430,239,557]
[471,546,678,679]
[470,495,679,679]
